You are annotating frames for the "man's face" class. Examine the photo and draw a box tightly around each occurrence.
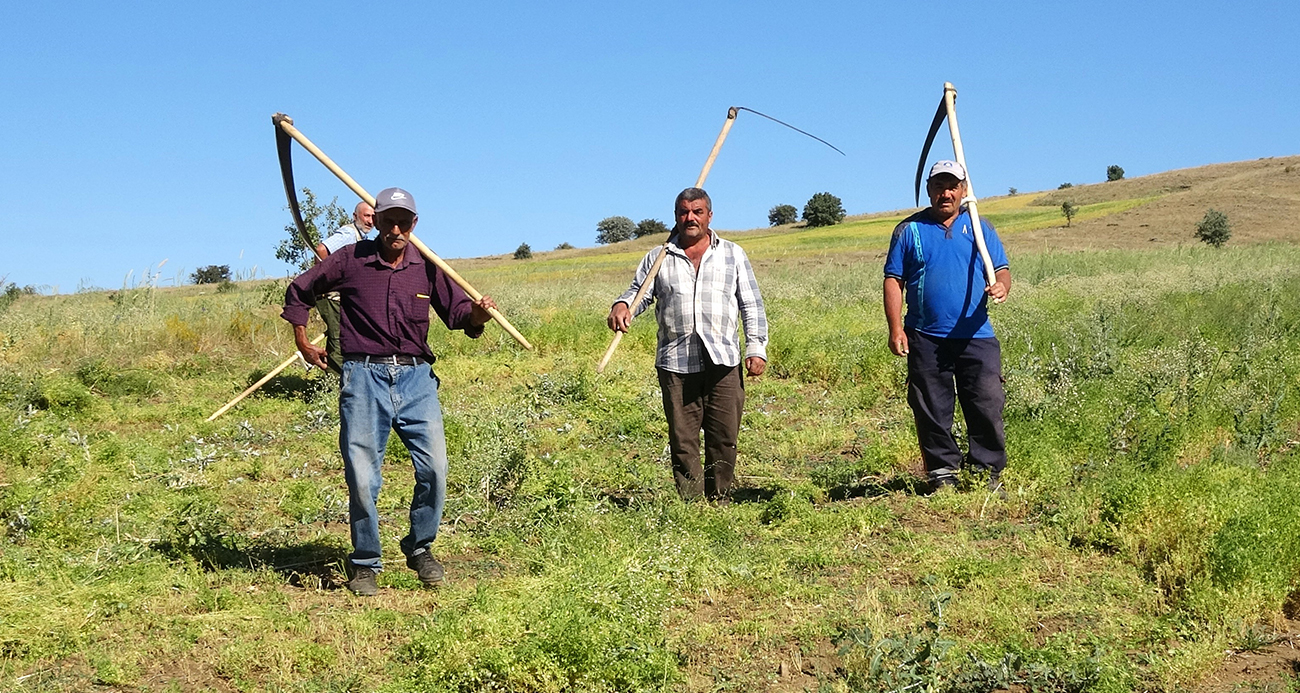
[674,198,712,241]
[355,203,375,231]
[375,209,417,256]
[927,175,966,219]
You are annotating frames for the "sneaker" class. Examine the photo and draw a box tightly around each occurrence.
[928,475,958,495]
[346,565,379,597]
[406,550,445,587]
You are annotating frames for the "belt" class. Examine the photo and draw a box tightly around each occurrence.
[343,354,425,366]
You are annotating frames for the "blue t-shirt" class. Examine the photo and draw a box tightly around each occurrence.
[883,209,1009,339]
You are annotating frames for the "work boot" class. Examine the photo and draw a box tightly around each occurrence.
[987,472,1008,500]
[346,565,379,597]
[406,550,445,587]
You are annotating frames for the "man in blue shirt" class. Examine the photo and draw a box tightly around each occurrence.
[884,160,1011,493]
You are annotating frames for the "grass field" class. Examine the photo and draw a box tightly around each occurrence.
[3,157,1300,692]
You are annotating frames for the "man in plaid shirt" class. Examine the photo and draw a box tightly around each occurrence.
[608,187,768,504]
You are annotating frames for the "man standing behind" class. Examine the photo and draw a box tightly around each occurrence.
[313,201,376,373]
[607,188,768,504]
[283,188,495,596]
[884,160,1011,493]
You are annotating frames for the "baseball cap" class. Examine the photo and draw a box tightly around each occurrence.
[374,187,417,214]
[927,160,967,181]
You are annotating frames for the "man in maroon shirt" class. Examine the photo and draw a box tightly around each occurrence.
[282,187,496,596]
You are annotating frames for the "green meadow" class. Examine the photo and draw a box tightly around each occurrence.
[3,174,1300,692]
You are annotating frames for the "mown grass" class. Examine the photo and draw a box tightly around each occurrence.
[2,186,1299,692]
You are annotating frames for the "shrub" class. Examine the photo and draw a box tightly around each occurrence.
[216,279,236,294]
[594,216,635,245]
[768,204,798,226]
[1008,187,1018,196]
[1195,209,1232,248]
[191,265,231,285]
[1107,165,1125,181]
[634,218,669,238]
[554,242,574,251]
[0,282,36,314]
[802,192,845,228]
[1061,201,1078,227]
[513,243,532,260]
[1058,182,1074,189]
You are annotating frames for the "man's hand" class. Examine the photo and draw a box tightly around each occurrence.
[745,356,766,377]
[471,295,497,326]
[985,280,1009,303]
[888,328,909,357]
[607,302,632,332]
[294,326,329,370]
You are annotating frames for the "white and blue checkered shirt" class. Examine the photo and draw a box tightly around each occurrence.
[617,231,768,374]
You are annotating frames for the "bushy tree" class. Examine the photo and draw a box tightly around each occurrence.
[275,187,351,271]
[513,243,532,260]
[768,204,798,226]
[1195,209,1232,248]
[1007,187,1018,196]
[554,242,574,250]
[595,216,636,245]
[191,265,231,284]
[1058,182,1073,190]
[1106,165,1125,182]
[1061,202,1077,227]
[635,218,669,238]
[802,192,845,228]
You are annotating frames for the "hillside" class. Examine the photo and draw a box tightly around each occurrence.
[2,156,1300,692]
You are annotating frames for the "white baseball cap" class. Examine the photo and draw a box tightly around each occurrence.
[927,160,967,181]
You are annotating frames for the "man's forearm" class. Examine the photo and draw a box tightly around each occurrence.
[883,278,905,332]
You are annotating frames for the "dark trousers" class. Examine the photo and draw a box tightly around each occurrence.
[317,296,344,374]
[657,359,745,500]
[906,329,1006,482]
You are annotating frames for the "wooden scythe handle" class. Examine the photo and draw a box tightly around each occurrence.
[207,333,326,422]
[595,107,739,374]
[940,84,997,288]
[273,114,534,350]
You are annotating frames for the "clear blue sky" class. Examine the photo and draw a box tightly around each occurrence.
[2,1,1294,291]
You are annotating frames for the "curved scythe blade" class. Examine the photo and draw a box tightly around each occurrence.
[735,107,846,156]
[272,113,314,259]
[914,96,948,207]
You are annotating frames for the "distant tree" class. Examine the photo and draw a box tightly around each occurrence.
[1007,187,1018,196]
[634,218,670,238]
[768,204,798,226]
[554,242,575,251]
[274,187,351,271]
[1106,165,1125,182]
[1195,208,1232,248]
[802,192,846,228]
[595,216,636,244]
[192,265,232,285]
[1061,202,1078,227]
[1058,182,1074,190]
[513,243,532,260]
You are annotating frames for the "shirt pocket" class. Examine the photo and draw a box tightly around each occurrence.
[401,291,432,335]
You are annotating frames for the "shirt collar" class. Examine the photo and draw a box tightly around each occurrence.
[666,229,719,255]
[358,239,424,269]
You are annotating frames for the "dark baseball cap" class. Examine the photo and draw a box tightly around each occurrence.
[375,187,417,214]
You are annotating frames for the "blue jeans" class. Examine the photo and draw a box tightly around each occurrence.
[339,360,448,570]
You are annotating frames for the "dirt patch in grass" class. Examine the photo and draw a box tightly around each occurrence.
[1196,629,1300,692]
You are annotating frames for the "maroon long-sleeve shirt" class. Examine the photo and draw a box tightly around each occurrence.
[281,240,483,363]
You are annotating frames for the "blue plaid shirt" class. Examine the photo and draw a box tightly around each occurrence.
[617,231,768,374]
